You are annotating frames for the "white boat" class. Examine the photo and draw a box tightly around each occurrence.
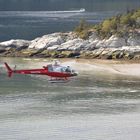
[79,8,86,12]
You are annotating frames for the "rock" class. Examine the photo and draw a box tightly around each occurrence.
[57,38,88,51]
[60,51,80,58]
[88,32,99,42]
[20,49,39,57]
[80,51,92,59]
[99,49,112,59]
[36,50,51,58]
[0,39,30,57]
[111,50,122,59]
[122,46,140,52]
[105,35,126,47]
[81,48,105,58]
[0,31,140,60]
[0,49,6,54]
[0,39,30,49]
[95,39,106,48]
[127,36,140,46]
[47,45,60,51]
[123,51,134,59]
[134,54,140,60]
[63,32,78,41]
[29,33,64,49]
[68,40,89,51]
[84,41,98,50]
[95,35,127,48]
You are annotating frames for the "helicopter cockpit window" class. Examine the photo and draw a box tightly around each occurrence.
[48,64,53,72]
[65,66,71,72]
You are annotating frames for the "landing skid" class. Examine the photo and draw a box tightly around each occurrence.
[48,77,69,83]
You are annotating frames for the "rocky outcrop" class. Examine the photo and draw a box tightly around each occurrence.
[0,39,30,49]
[29,33,64,49]
[127,36,140,46]
[0,39,31,57]
[0,32,140,60]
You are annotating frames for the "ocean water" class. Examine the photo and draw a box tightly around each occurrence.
[0,0,140,41]
[0,58,140,139]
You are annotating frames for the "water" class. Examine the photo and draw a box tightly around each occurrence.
[0,57,140,139]
[0,0,140,41]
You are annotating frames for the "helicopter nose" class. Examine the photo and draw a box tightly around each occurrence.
[71,72,78,76]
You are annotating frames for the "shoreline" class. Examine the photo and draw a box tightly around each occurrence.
[0,31,140,60]
[1,56,140,64]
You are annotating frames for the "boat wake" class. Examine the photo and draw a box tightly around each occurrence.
[0,9,85,18]
[49,8,85,13]
[0,8,85,15]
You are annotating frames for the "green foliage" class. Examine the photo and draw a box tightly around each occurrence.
[97,8,140,38]
[74,19,91,39]
[131,9,140,19]
[74,8,140,39]
[102,18,117,33]
[75,19,88,32]
[120,15,136,27]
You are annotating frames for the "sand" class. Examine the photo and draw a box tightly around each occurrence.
[62,59,140,77]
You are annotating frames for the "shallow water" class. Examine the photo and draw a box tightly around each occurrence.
[0,58,140,139]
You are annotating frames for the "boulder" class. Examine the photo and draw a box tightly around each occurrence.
[0,31,140,59]
[29,33,64,49]
[47,45,60,51]
[105,35,126,47]
[123,51,134,59]
[127,36,140,46]
[95,39,106,48]
[90,48,105,58]
[84,41,98,50]
[122,46,140,52]
[57,38,87,51]
[88,32,99,42]
[0,39,30,50]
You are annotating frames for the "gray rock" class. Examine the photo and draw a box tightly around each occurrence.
[127,36,140,46]
[0,31,140,59]
[29,33,64,49]
[57,38,87,51]
[47,45,60,51]
[95,39,107,48]
[106,35,126,47]
[88,32,99,42]
[0,39,30,49]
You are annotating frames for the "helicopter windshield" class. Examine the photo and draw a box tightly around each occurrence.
[51,66,72,73]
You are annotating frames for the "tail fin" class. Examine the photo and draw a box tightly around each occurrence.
[4,62,13,77]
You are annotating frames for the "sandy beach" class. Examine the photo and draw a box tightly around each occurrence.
[61,59,140,77]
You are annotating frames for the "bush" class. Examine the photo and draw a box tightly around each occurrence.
[74,19,91,39]
[102,18,117,33]
[74,8,140,39]
[75,19,89,32]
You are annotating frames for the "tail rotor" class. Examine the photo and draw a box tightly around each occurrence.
[4,62,13,77]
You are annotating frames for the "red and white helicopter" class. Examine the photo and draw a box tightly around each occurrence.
[4,60,78,82]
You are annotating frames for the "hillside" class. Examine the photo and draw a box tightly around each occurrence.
[75,8,140,39]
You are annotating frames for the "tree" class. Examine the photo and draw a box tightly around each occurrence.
[75,19,89,32]
[120,15,136,27]
[74,19,91,39]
